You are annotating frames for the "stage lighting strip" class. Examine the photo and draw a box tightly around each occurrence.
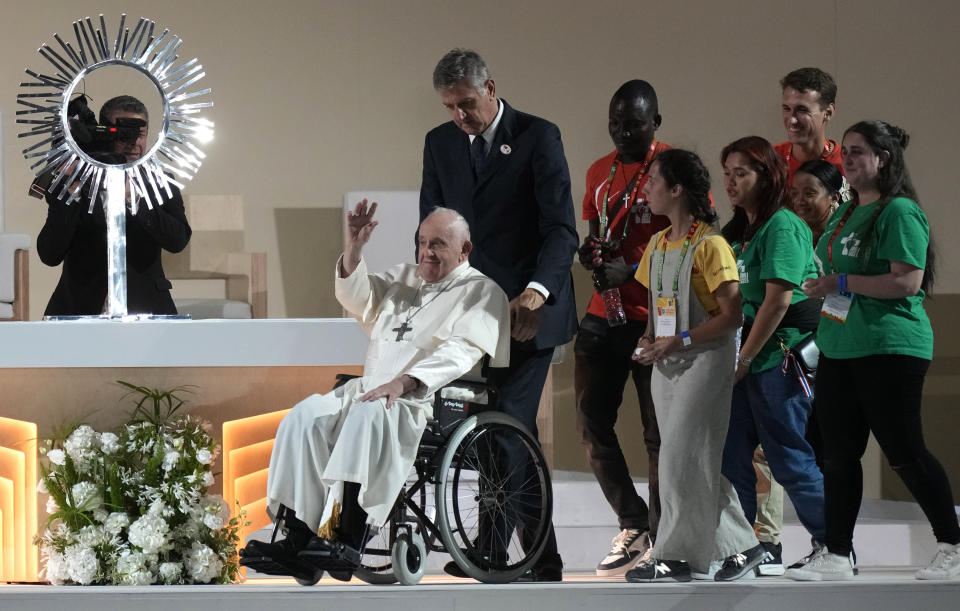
[0,417,38,582]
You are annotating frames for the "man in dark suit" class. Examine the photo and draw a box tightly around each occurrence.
[420,48,578,582]
[37,95,191,316]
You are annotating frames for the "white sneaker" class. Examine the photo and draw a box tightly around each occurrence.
[596,529,651,576]
[916,542,960,580]
[785,551,855,581]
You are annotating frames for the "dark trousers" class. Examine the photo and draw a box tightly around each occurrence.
[817,354,960,555]
[486,343,561,567]
[574,315,660,536]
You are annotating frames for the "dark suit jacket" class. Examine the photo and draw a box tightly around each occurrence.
[37,186,191,316]
[420,100,578,350]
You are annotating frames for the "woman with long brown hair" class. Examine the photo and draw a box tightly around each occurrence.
[718,136,826,573]
[792,121,959,581]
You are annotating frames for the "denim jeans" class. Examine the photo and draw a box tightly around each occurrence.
[722,364,825,542]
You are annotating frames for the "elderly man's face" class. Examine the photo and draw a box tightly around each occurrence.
[417,214,470,283]
[440,79,499,136]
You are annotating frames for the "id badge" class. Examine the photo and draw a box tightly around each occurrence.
[656,296,677,337]
[821,293,853,323]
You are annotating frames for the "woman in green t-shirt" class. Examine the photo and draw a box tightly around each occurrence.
[790,121,960,582]
[717,136,826,572]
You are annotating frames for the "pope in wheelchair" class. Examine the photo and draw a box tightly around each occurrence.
[242,202,533,583]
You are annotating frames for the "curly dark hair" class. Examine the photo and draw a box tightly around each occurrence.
[652,149,717,224]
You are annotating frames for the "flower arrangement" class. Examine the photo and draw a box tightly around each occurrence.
[35,382,245,585]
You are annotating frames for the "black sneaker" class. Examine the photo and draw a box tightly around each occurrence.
[596,529,651,576]
[715,544,769,581]
[625,558,692,583]
[755,541,784,576]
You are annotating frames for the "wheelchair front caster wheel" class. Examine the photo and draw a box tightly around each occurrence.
[294,567,324,586]
[391,531,426,585]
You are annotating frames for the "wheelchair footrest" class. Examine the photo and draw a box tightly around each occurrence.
[240,554,321,581]
[297,538,362,570]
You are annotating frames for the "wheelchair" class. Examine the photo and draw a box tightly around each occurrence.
[296,373,554,586]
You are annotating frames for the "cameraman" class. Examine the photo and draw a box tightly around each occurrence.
[36,95,191,316]
[575,80,670,576]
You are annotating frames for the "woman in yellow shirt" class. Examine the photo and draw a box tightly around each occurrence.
[624,149,765,583]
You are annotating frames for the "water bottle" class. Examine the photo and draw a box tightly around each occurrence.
[602,288,627,327]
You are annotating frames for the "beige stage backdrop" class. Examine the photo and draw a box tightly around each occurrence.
[2,1,958,498]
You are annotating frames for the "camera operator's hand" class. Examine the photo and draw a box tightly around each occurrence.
[592,260,634,292]
[578,235,604,270]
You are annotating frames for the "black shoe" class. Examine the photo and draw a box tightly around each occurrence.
[715,544,769,581]
[443,542,510,579]
[514,565,563,582]
[298,536,361,569]
[625,558,692,583]
[240,538,319,582]
[443,560,470,579]
[755,541,785,576]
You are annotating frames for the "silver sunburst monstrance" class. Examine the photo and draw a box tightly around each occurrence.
[16,14,213,318]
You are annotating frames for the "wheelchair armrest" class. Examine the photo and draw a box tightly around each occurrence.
[333,373,361,390]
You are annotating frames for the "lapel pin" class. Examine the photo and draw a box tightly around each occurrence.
[500,144,512,155]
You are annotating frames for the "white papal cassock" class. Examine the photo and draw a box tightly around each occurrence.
[266,257,510,529]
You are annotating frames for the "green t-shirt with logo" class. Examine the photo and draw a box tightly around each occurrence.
[733,208,817,372]
[813,196,932,360]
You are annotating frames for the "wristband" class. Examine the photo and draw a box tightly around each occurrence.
[680,330,692,346]
[737,355,753,367]
[838,273,848,295]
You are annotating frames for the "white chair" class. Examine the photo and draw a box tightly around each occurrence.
[162,195,267,319]
[0,233,30,321]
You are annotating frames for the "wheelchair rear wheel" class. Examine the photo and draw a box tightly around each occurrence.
[436,411,552,583]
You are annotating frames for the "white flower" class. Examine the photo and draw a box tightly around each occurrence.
[202,513,224,530]
[183,541,222,583]
[115,549,153,585]
[127,514,170,554]
[76,525,108,548]
[162,450,180,473]
[148,498,173,517]
[46,496,59,514]
[104,512,130,535]
[38,478,48,494]
[99,432,121,454]
[65,544,99,584]
[70,481,102,511]
[196,448,213,465]
[42,547,70,585]
[202,471,215,487]
[64,425,100,456]
[159,562,183,584]
[47,449,66,466]
[93,508,109,524]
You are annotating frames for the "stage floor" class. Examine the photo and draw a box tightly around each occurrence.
[2,569,957,611]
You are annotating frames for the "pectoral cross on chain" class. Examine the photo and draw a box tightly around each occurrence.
[393,321,413,342]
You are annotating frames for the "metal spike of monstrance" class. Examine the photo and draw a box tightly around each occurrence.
[17,14,213,318]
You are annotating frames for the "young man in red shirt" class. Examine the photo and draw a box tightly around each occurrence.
[576,80,669,576]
